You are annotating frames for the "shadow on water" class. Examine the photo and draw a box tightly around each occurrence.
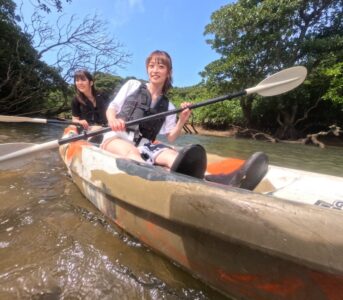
[0,124,228,300]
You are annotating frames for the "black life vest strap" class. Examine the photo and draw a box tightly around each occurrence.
[126,83,151,120]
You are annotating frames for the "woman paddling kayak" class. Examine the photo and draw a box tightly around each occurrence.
[101,50,194,170]
[100,49,267,186]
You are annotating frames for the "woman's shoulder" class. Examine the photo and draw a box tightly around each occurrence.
[125,78,141,84]
[117,79,143,96]
[124,79,143,90]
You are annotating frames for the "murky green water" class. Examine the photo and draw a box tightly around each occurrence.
[0,123,342,299]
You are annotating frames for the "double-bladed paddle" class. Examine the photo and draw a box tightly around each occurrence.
[0,115,80,126]
[0,66,307,165]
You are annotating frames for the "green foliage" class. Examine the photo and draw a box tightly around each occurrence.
[44,87,73,117]
[169,84,244,129]
[1,0,341,136]
[196,100,244,129]
[0,0,18,22]
[94,72,124,99]
[0,0,67,115]
[201,0,343,137]
[322,62,343,106]
[0,0,129,116]
[170,84,212,124]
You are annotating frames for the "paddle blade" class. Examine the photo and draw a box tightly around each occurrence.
[0,140,59,170]
[246,66,307,97]
[0,115,47,123]
[0,143,38,170]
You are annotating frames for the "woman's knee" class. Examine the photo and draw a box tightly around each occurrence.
[106,139,144,162]
[155,148,178,167]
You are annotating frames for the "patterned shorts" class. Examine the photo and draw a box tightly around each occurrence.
[138,142,172,164]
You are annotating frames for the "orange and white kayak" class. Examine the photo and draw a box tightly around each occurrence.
[59,126,343,300]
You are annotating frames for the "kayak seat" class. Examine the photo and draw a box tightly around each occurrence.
[171,144,207,179]
[205,152,269,191]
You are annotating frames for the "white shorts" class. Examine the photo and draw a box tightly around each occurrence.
[101,131,171,164]
[102,130,136,145]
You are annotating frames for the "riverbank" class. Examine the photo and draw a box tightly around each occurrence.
[187,125,343,147]
[185,125,237,137]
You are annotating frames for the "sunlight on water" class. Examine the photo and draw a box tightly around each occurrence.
[1,123,342,299]
[0,124,227,299]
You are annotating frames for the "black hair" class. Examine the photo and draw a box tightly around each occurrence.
[74,70,97,104]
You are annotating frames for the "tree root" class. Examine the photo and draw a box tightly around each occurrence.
[182,124,342,148]
[300,125,342,148]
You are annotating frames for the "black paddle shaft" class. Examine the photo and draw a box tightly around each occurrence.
[58,90,247,146]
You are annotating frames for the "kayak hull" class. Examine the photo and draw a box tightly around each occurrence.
[59,129,343,300]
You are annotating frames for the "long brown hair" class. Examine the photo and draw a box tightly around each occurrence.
[145,50,173,94]
[74,70,97,105]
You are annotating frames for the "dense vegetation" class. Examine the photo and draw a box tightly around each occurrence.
[196,0,343,139]
[0,0,129,116]
[1,0,342,140]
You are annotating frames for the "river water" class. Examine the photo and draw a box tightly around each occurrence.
[0,123,342,300]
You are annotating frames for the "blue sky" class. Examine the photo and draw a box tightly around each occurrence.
[15,0,233,87]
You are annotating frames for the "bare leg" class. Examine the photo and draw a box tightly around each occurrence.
[103,138,145,163]
[154,148,178,168]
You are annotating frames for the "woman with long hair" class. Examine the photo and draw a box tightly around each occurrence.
[101,50,193,169]
[72,70,109,130]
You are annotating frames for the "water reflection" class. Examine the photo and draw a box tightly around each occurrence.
[0,124,227,299]
[1,123,342,299]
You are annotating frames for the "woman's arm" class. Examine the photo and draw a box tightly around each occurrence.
[166,102,192,143]
[72,115,89,129]
[71,98,89,129]
[106,107,126,131]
